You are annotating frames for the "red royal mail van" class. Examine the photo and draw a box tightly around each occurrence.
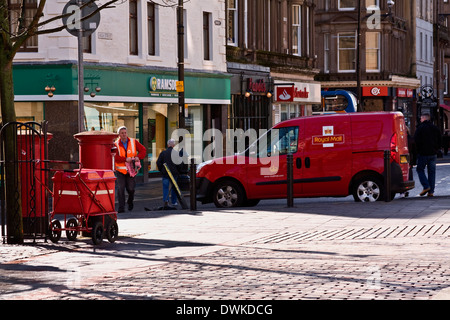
[196,112,415,208]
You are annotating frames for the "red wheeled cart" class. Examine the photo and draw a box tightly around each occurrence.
[48,166,118,245]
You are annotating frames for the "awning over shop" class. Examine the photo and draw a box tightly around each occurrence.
[440,104,450,112]
[13,63,231,104]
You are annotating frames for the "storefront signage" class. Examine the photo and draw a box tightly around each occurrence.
[397,88,413,98]
[294,87,310,99]
[149,76,178,97]
[363,86,388,97]
[275,86,310,102]
[247,78,266,93]
[274,82,320,103]
[275,86,294,102]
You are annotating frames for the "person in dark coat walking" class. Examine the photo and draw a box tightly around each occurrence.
[413,113,442,197]
[156,139,181,206]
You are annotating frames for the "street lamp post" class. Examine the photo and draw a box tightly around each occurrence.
[356,0,362,112]
[177,0,185,130]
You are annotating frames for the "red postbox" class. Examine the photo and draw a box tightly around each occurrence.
[17,131,53,219]
[73,131,118,170]
[17,130,52,236]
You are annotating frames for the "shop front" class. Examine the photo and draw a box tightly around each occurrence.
[272,81,321,123]
[396,88,416,130]
[361,86,416,129]
[11,63,230,180]
[228,67,272,132]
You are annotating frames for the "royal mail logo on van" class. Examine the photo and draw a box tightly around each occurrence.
[312,135,345,145]
[312,126,345,148]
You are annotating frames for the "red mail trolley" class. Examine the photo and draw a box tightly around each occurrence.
[48,166,118,245]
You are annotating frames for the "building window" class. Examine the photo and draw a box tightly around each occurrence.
[366,0,380,8]
[227,0,238,46]
[9,0,38,52]
[324,33,330,73]
[147,2,156,56]
[306,6,311,56]
[203,12,212,60]
[444,63,448,95]
[292,5,302,56]
[339,0,356,10]
[129,0,138,55]
[366,32,380,72]
[338,32,356,72]
[83,34,92,54]
[419,32,423,60]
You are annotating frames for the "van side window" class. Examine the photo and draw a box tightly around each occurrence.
[247,126,299,158]
[265,126,299,157]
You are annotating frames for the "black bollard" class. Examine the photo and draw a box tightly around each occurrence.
[384,150,391,202]
[190,158,197,211]
[287,153,294,207]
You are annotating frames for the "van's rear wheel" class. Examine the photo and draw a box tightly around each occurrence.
[213,180,244,208]
[352,176,384,202]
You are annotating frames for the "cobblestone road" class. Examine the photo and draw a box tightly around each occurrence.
[1,161,450,301]
[18,221,446,301]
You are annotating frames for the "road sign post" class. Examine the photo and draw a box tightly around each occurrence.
[62,0,100,132]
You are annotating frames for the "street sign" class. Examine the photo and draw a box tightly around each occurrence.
[62,0,100,37]
[176,81,184,93]
[420,98,437,108]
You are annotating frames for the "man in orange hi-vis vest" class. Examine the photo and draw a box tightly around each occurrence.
[115,126,146,213]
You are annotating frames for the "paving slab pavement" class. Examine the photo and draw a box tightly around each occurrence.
[1,192,449,301]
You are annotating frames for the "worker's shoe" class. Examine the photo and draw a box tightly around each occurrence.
[419,188,431,196]
[128,203,134,211]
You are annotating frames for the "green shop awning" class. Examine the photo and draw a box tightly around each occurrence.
[13,63,231,104]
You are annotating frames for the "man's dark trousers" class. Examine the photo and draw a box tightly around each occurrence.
[116,171,135,212]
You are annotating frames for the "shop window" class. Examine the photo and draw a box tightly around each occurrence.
[0,102,44,123]
[280,104,300,122]
[84,102,139,139]
[146,104,203,173]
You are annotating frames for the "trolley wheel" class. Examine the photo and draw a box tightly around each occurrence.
[91,221,104,245]
[105,220,119,243]
[66,218,78,241]
[48,219,62,243]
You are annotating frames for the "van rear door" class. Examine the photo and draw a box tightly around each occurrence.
[300,115,352,197]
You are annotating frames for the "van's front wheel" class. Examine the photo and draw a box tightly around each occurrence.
[352,176,384,202]
[213,180,244,208]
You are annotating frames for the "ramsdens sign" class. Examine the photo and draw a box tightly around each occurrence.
[149,76,177,97]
